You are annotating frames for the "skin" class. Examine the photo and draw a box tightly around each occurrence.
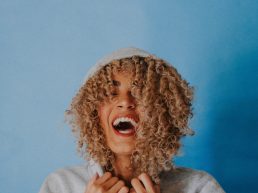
[85,71,160,193]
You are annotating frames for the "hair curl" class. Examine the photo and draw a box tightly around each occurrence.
[65,56,194,183]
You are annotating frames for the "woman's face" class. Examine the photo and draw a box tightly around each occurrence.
[98,71,139,156]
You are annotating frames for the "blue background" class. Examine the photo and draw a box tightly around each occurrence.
[1,0,258,192]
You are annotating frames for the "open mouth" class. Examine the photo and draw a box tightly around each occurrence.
[112,117,138,136]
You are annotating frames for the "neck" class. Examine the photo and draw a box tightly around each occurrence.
[113,154,133,185]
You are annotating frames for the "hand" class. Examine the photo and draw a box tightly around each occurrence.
[85,172,129,193]
[130,173,160,193]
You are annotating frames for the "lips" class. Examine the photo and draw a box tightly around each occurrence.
[111,114,139,137]
[113,127,135,137]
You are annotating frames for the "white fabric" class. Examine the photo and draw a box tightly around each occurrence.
[83,47,158,83]
[39,162,225,193]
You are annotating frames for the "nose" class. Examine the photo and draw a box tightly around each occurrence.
[116,94,136,110]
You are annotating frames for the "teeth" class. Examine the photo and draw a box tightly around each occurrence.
[118,129,134,134]
[113,117,138,128]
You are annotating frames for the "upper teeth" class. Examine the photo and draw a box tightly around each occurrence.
[113,117,138,128]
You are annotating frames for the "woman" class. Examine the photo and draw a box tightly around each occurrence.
[39,47,225,193]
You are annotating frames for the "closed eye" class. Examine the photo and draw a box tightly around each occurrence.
[111,92,118,96]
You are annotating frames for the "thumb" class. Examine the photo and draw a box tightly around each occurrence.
[85,173,99,193]
[88,173,99,185]
[92,172,99,181]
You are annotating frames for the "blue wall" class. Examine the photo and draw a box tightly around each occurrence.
[1,1,257,192]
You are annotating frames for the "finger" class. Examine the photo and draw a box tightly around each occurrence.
[138,173,155,193]
[90,173,99,183]
[129,188,136,193]
[85,173,99,192]
[118,186,129,193]
[131,178,145,193]
[94,172,112,185]
[108,180,126,193]
[154,184,160,193]
[102,176,119,190]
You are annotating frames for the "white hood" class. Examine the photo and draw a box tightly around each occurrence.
[83,47,159,83]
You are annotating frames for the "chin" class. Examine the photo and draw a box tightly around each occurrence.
[109,143,134,156]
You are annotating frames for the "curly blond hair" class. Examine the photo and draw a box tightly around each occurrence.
[65,55,194,183]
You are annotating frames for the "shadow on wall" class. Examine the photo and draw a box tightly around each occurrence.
[208,49,258,193]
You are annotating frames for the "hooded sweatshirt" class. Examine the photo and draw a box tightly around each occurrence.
[38,47,225,193]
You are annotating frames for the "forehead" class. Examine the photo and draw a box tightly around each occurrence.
[112,71,133,85]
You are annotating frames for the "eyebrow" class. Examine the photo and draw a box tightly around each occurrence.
[112,80,121,86]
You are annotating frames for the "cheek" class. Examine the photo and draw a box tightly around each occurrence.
[98,105,111,130]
